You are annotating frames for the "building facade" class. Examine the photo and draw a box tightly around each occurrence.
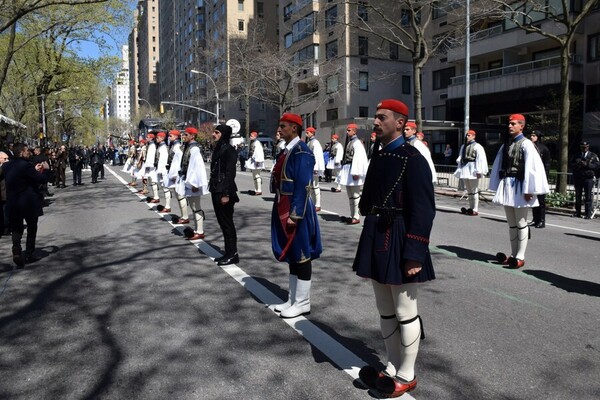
[111,45,131,122]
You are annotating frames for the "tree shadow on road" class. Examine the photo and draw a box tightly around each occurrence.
[523,269,600,297]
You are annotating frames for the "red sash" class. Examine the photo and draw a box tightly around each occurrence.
[273,151,296,261]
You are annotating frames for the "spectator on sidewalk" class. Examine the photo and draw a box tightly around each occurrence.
[571,141,599,219]
[530,131,551,227]
[3,143,50,267]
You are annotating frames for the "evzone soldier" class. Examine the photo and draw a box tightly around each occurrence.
[274,131,286,158]
[327,134,343,192]
[271,113,322,319]
[489,114,549,269]
[123,140,137,186]
[454,129,489,216]
[245,131,265,195]
[337,123,368,224]
[154,131,171,209]
[176,126,209,241]
[133,138,147,192]
[305,127,325,212]
[403,122,437,183]
[142,133,160,203]
[354,99,435,398]
[164,130,188,219]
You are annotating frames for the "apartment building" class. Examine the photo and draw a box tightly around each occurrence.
[277,1,600,157]
[111,46,131,122]
[280,0,413,134]
[427,1,600,150]
[135,0,160,112]
[128,15,139,121]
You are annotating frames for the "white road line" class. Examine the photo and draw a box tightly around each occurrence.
[108,166,416,400]
[436,204,600,236]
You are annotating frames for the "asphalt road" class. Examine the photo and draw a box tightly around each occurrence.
[0,163,598,400]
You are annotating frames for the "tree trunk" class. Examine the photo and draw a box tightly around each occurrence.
[413,62,423,128]
[0,23,17,98]
[245,93,251,138]
[557,45,571,194]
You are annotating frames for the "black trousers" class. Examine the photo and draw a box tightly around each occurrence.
[574,178,594,217]
[72,165,82,184]
[91,164,101,182]
[211,193,237,256]
[11,215,38,256]
[532,194,546,223]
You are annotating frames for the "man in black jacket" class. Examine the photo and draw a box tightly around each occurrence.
[3,143,50,267]
[530,132,551,227]
[209,124,240,266]
[572,141,599,219]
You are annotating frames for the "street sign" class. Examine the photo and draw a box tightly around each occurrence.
[226,119,241,134]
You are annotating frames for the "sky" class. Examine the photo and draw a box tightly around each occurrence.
[75,1,136,60]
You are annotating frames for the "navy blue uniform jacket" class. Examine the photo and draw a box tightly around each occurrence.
[3,157,49,220]
[353,138,436,285]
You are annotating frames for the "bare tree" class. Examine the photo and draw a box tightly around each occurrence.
[488,0,599,193]
[343,0,462,129]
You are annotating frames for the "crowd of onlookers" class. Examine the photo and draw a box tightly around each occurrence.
[0,141,130,268]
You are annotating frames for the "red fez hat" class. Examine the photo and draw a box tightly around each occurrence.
[250,131,258,137]
[371,132,377,138]
[467,129,476,135]
[347,123,358,130]
[405,122,417,129]
[280,113,303,126]
[184,127,198,134]
[147,133,155,139]
[139,139,147,144]
[169,130,180,137]
[157,131,166,138]
[377,99,409,116]
[416,132,424,138]
[128,140,135,145]
[306,127,316,133]
[509,114,526,122]
[332,134,339,140]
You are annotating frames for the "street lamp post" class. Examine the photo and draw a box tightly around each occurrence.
[39,87,78,144]
[190,69,219,122]
[138,98,153,118]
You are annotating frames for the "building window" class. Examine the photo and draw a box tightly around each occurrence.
[402,75,411,94]
[589,33,600,62]
[326,40,338,60]
[325,5,337,28]
[283,3,293,21]
[359,106,369,118]
[285,33,293,48]
[238,0,244,11]
[292,12,315,43]
[358,2,368,21]
[432,105,446,120]
[257,2,264,17]
[359,72,369,91]
[432,67,455,90]
[326,74,339,94]
[389,42,399,60]
[326,108,338,121]
[358,36,368,57]
[585,84,600,112]
[238,20,244,31]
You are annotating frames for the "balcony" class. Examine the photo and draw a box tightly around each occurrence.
[448,56,583,99]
